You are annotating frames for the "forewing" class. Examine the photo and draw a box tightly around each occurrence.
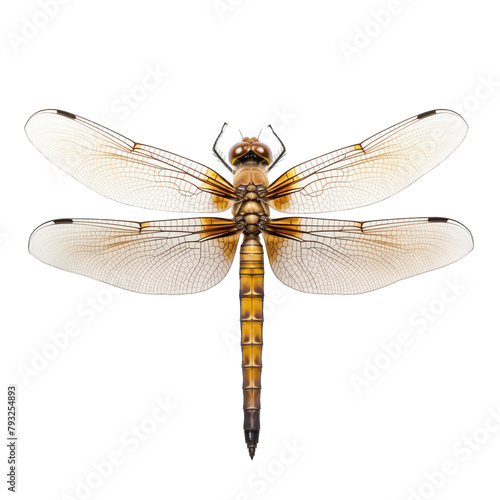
[25,109,237,212]
[29,217,241,294]
[267,110,467,213]
[263,217,473,294]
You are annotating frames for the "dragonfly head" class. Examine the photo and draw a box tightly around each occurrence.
[228,137,272,168]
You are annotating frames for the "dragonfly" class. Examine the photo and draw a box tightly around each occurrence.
[25,108,473,459]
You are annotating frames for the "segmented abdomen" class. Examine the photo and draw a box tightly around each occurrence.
[239,233,264,458]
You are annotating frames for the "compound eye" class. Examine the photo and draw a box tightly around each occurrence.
[251,142,272,164]
[228,142,251,164]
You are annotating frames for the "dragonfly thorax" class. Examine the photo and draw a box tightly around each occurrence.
[233,165,269,188]
[233,178,270,234]
[235,207,269,234]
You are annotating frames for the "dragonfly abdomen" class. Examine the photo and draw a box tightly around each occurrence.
[239,232,264,459]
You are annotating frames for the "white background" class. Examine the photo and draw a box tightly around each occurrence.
[2,1,499,499]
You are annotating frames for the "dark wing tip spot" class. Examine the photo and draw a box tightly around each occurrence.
[428,217,449,223]
[56,110,77,120]
[417,110,437,120]
[54,218,74,224]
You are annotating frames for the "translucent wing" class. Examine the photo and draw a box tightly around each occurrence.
[29,217,241,294]
[263,217,473,294]
[25,109,237,213]
[267,110,467,213]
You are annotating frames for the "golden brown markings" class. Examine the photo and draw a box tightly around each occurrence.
[269,194,291,211]
[211,194,231,211]
[200,217,232,233]
[212,235,238,262]
[266,218,303,238]
[263,234,282,265]
[240,234,264,446]
[263,218,303,265]
[269,217,301,226]
[204,167,234,186]
[199,218,239,262]
[266,168,302,211]
[267,167,297,191]
[205,170,236,196]
[101,238,136,251]
[267,144,364,209]
[199,167,236,211]
[282,167,297,180]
